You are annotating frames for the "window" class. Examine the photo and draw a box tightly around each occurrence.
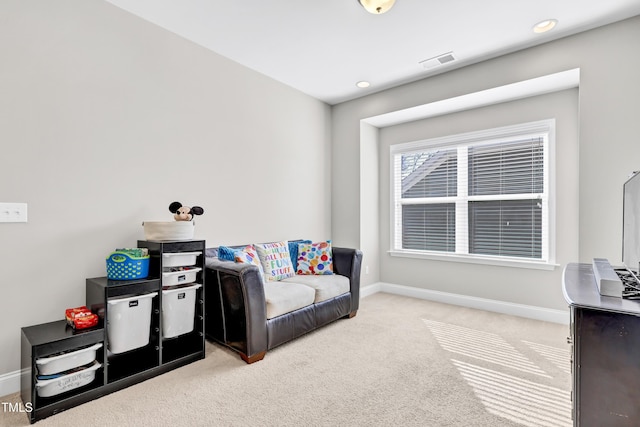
[391,120,554,267]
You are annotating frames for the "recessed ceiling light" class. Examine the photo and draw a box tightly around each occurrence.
[533,19,558,34]
[356,81,371,88]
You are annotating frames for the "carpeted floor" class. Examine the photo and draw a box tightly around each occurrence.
[0,293,571,427]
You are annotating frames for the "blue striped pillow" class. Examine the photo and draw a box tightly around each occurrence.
[218,245,237,261]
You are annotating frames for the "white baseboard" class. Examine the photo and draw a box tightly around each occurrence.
[360,283,382,298]
[363,282,568,325]
[0,369,23,398]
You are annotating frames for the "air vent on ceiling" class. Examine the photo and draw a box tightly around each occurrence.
[419,52,456,70]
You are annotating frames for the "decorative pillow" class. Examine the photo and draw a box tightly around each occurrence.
[288,239,312,271]
[218,245,237,261]
[297,241,334,275]
[234,245,265,281]
[255,241,296,281]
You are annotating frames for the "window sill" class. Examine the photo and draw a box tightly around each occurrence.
[388,250,558,271]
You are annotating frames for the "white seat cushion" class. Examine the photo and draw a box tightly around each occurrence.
[281,274,350,303]
[263,281,315,319]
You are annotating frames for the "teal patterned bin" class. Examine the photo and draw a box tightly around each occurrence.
[106,252,150,280]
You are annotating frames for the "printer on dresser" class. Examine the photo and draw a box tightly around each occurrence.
[563,263,640,427]
[561,171,640,426]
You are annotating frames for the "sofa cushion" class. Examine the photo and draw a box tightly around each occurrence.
[263,281,315,319]
[255,241,296,281]
[296,240,334,275]
[281,274,349,303]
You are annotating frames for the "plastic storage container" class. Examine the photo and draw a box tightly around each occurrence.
[35,361,102,398]
[162,267,201,287]
[142,221,195,241]
[162,284,202,339]
[106,252,150,280]
[162,251,201,268]
[36,343,103,375]
[107,292,157,354]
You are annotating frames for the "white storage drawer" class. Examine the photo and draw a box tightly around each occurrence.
[162,251,201,268]
[35,361,102,398]
[162,284,202,339]
[162,267,201,287]
[107,292,157,354]
[36,343,103,375]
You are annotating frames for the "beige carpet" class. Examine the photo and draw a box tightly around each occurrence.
[0,293,571,427]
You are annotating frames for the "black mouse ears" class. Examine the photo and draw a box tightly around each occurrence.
[169,201,204,216]
[169,201,182,213]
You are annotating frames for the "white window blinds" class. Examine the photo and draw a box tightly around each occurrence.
[391,121,552,263]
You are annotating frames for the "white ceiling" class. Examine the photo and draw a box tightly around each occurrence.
[104,0,640,105]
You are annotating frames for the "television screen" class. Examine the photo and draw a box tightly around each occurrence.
[623,171,640,273]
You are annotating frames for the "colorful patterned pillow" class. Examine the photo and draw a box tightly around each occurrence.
[234,245,265,281]
[255,241,296,281]
[297,241,334,275]
[288,239,312,271]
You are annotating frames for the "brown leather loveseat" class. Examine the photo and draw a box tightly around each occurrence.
[204,242,363,363]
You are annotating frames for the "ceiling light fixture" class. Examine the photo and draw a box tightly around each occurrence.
[356,81,371,88]
[358,0,396,14]
[533,19,558,33]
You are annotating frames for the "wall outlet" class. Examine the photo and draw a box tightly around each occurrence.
[365,265,369,275]
[0,203,27,223]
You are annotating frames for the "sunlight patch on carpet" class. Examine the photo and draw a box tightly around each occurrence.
[452,360,572,427]
[422,319,550,377]
[522,340,571,374]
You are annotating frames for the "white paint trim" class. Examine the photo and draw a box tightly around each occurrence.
[366,282,568,324]
[363,68,580,128]
[388,250,559,271]
[360,283,383,298]
[0,369,24,398]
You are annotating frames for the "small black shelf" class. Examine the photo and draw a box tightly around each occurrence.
[138,239,206,363]
[106,344,159,383]
[20,320,105,424]
[162,330,204,363]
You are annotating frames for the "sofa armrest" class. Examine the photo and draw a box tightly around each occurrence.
[205,257,268,361]
[332,247,363,313]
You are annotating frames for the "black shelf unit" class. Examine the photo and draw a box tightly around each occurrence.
[86,276,162,383]
[137,239,206,364]
[20,320,105,424]
[20,239,205,424]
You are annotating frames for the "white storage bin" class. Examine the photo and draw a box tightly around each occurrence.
[162,267,201,287]
[107,292,157,354]
[162,251,201,268]
[162,284,202,339]
[36,343,103,375]
[142,221,195,241]
[35,361,101,398]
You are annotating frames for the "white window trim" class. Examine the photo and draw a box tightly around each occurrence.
[389,119,557,270]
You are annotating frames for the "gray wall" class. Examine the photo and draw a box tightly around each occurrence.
[0,1,330,376]
[332,16,640,307]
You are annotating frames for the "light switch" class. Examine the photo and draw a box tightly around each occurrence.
[0,203,28,223]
